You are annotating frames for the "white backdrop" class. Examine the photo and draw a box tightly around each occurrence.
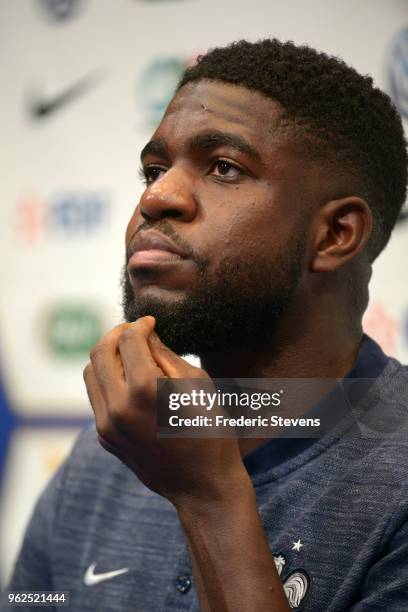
[0,0,407,586]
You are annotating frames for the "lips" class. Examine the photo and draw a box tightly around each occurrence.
[127,230,189,270]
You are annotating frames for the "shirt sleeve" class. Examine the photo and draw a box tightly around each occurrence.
[349,515,408,611]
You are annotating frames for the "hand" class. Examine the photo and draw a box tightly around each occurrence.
[84,317,290,612]
[83,316,248,507]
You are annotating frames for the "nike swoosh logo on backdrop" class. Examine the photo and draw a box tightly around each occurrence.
[83,562,129,586]
[28,72,102,119]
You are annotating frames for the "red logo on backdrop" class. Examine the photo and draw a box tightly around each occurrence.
[363,300,399,356]
[14,193,47,243]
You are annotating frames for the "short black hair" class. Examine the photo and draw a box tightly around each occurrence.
[178,39,407,261]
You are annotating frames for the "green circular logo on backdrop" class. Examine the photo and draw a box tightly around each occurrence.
[137,56,191,130]
[45,304,103,359]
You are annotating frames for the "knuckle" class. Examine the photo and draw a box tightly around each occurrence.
[89,342,106,362]
[119,327,137,343]
[103,323,127,339]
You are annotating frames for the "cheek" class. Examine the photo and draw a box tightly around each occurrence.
[206,200,279,254]
[201,197,302,279]
[193,210,271,276]
[125,207,141,247]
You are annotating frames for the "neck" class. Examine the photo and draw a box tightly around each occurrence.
[201,317,362,379]
[200,311,363,458]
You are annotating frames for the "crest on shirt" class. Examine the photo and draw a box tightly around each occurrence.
[274,553,309,609]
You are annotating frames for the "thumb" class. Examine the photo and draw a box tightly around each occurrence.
[134,315,156,337]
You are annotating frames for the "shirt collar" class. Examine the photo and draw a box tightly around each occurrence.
[243,334,389,476]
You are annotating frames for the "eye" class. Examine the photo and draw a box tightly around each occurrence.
[138,165,167,186]
[210,159,243,180]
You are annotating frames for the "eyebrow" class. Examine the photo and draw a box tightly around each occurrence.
[140,138,167,162]
[140,130,261,164]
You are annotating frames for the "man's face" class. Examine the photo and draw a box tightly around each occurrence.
[122,80,317,356]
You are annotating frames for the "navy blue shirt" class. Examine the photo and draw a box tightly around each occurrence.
[3,336,408,611]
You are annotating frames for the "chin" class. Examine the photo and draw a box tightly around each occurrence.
[135,285,189,304]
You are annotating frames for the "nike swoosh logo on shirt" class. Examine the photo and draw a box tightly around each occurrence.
[28,72,102,119]
[83,562,129,586]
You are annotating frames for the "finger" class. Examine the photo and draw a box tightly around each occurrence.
[118,316,165,388]
[148,330,205,379]
[89,323,131,405]
[83,362,110,436]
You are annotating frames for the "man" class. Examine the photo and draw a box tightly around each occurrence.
[4,39,408,611]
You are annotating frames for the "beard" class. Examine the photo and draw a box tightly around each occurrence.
[121,230,306,357]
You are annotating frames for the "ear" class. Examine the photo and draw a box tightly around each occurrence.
[311,197,373,273]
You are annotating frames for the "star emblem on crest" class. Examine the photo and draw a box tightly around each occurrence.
[292,539,304,551]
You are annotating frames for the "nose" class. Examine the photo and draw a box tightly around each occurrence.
[138,166,197,222]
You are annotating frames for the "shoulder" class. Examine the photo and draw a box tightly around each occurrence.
[339,356,408,484]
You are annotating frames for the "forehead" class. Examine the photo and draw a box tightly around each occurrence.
[151,80,285,154]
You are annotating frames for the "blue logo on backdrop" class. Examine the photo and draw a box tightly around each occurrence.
[49,193,108,234]
[14,191,110,243]
[386,26,408,120]
[137,56,189,130]
[36,0,84,21]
